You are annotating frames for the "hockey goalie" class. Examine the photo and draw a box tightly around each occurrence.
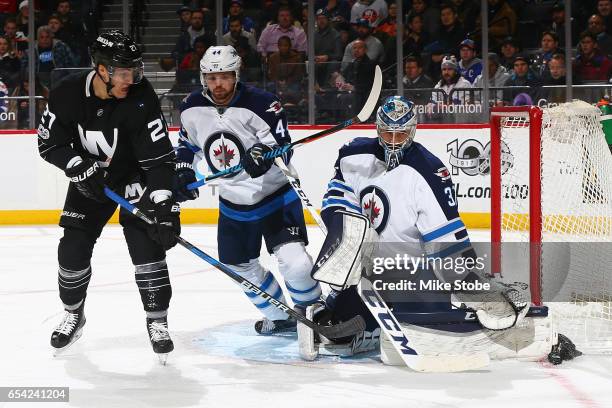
[298,96,581,371]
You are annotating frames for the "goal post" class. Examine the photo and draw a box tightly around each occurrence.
[489,101,612,353]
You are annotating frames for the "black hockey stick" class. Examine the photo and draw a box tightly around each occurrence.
[104,187,366,338]
[187,65,383,190]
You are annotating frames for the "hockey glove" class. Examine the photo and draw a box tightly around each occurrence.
[174,162,199,202]
[147,200,181,250]
[243,143,274,178]
[64,158,107,202]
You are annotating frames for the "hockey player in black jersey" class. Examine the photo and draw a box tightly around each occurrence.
[37,31,180,362]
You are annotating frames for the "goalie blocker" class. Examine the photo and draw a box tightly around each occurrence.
[300,211,582,366]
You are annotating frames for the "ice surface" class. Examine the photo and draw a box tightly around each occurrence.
[1,226,610,408]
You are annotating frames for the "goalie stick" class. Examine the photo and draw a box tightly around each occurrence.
[187,65,383,190]
[104,187,365,339]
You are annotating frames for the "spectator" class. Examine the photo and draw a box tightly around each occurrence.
[222,15,257,50]
[55,1,82,34]
[16,1,31,34]
[267,36,304,104]
[474,52,510,105]
[403,56,434,105]
[475,0,517,49]
[179,35,210,71]
[598,0,612,33]
[341,18,384,69]
[9,71,48,129]
[314,8,343,86]
[542,53,573,104]
[257,6,307,60]
[458,39,483,84]
[532,31,564,77]
[336,39,376,116]
[172,9,211,63]
[384,15,429,69]
[222,0,256,34]
[314,0,351,26]
[47,14,85,66]
[0,1,16,31]
[235,36,261,83]
[21,25,76,89]
[0,36,20,89]
[574,31,612,82]
[503,54,543,105]
[432,55,472,105]
[587,14,612,57]
[0,76,10,128]
[375,1,397,39]
[350,0,388,28]
[177,6,192,32]
[254,0,277,35]
[499,36,520,70]
[427,3,465,56]
[450,0,480,34]
[547,2,578,48]
[3,18,24,55]
[406,0,439,39]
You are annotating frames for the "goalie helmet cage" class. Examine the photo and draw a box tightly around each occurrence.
[490,101,612,354]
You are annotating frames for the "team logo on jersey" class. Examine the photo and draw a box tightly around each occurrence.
[447,139,514,176]
[361,9,379,25]
[96,109,104,117]
[77,124,118,167]
[435,167,451,182]
[266,100,283,115]
[360,186,390,234]
[203,131,245,176]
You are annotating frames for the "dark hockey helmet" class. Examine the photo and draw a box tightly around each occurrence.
[90,30,144,84]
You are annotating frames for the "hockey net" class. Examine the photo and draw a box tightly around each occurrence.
[490,101,612,354]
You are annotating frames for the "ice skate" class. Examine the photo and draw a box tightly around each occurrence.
[147,316,174,365]
[50,302,86,356]
[254,316,297,335]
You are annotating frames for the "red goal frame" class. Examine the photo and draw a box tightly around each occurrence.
[490,106,544,305]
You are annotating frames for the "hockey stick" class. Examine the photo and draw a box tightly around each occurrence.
[274,158,327,234]
[104,187,365,339]
[357,278,490,372]
[186,65,383,190]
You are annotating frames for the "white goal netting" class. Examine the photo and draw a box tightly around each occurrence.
[495,101,612,353]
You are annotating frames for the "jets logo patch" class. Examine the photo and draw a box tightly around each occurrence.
[360,186,390,234]
[203,131,245,177]
[266,101,283,115]
[435,167,451,182]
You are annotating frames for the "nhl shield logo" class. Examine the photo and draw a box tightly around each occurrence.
[360,186,390,234]
[203,131,245,176]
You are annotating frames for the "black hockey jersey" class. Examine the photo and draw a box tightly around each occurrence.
[37,70,175,194]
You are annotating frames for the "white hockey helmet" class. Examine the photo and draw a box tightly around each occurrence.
[199,45,241,89]
[375,95,417,170]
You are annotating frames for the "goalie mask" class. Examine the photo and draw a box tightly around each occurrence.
[376,96,417,170]
[200,45,241,93]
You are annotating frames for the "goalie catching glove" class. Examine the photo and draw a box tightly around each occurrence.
[452,279,530,330]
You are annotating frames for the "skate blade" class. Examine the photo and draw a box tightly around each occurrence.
[51,327,83,357]
[156,353,170,365]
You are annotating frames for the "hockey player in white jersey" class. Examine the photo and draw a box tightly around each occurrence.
[300,96,579,365]
[175,45,322,334]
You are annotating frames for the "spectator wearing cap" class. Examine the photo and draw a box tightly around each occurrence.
[499,36,520,70]
[257,6,307,61]
[314,0,351,26]
[16,1,34,35]
[532,31,564,77]
[336,39,376,116]
[172,9,213,64]
[314,9,343,86]
[177,7,192,32]
[587,14,612,57]
[547,2,578,47]
[475,0,517,49]
[406,0,439,39]
[503,54,543,106]
[403,56,434,105]
[433,55,472,105]
[223,15,257,50]
[350,0,388,28]
[574,31,612,82]
[458,39,482,84]
[222,1,256,35]
[598,0,612,34]
[474,53,510,105]
[428,4,465,56]
[342,18,384,70]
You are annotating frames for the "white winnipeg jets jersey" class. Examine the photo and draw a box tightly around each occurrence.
[321,137,469,248]
[177,83,291,207]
